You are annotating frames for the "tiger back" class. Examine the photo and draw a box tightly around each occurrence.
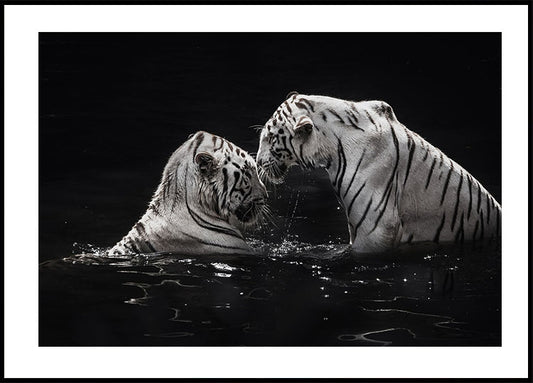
[256,93,501,253]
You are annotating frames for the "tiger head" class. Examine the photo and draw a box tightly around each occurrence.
[256,92,332,183]
[190,132,269,228]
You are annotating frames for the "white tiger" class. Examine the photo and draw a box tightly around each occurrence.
[256,93,501,253]
[109,131,268,255]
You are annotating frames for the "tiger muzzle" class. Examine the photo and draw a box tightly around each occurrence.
[235,197,266,223]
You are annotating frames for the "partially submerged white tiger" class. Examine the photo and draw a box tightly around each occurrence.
[256,93,501,253]
[109,131,268,255]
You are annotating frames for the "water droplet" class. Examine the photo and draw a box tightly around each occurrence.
[403,278,407,282]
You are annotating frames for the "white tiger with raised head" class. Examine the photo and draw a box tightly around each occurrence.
[256,93,501,253]
[109,131,268,255]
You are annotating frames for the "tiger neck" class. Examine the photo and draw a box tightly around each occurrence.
[142,164,245,243]
[322,131,368,210]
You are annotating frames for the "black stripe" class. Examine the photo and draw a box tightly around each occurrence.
[347,182,366,215]
[369,185,393,234]
[440,164,454,206]
[171,162,182,212]
[187,200,242,239]
[184,168,243,240]
[403,137,416,187]
[241,185,253,204]
[191,132,205,157]
[277,135,292,157]
[343,149,366,199]
[334,139,347,194]
[125,242,140,254]
[212,185,221,215]
[450,170,463,232]
[187,200,243,240]
[287,134,297,156]
[229,171,241,196]
[181,231,248,251]
[329,109,345,123]
[393,170,400,208]
[422,147,429,161]
[214,137,224,152]
[406,234,414,244]
[376,123,400,209]
[433,213,446,243]
[425,158,436,190]
[298,143,307,168]
[454,212,465,245]
[346,110,364,131]
[353,198,373,239]
[347,109,359,124]
[294,101,312,113]
[467,174,473,220]
[473,220,479,243]
[285,101,293,114]
[221,167,229,208]
[365,110,377,128]
[149,200,161,216]
[333,141,343,187]
[134,221,147,238]
[145,241,156,253]
[297,98,315,113]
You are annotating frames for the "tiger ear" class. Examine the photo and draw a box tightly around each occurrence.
[285,91,299,100]
[194,152,217,175]
[294,117,314,137]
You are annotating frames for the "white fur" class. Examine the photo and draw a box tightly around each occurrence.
[257,94,501,253]
[110,131,267,255]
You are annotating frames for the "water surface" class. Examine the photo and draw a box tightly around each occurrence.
[40,178,501,346]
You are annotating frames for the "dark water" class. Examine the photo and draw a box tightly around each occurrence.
[39,171,501,346]
[39,33,501,346]
[40,238,501,346]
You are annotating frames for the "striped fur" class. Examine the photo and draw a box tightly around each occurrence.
[109,131,268,255]
[256,93,501,253]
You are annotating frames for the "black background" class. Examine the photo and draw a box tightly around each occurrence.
[39,33,501,261]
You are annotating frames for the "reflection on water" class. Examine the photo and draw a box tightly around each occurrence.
[40,235,500,346]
